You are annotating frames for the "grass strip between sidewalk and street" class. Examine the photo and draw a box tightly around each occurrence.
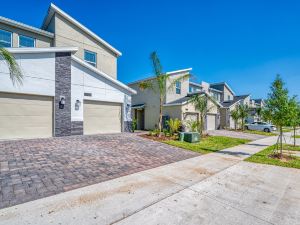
[246,144,300,169]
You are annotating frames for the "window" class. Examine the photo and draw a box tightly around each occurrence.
[0,29,12,47]
[212,92,220,101]
[175,81,181,94]
[227,95,231,100]
[19,35,35,47]
[84,50,97,67]
[189,86,193,93]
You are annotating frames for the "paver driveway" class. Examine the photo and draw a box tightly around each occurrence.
[0,133,198,209]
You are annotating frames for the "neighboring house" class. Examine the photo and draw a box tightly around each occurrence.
[0,3,136,139]
[188,81,264,129]
[128,69,221,131]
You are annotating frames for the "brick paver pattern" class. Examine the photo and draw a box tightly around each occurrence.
[0,134,198,209]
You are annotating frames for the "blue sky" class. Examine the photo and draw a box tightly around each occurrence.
[1,0,300,99]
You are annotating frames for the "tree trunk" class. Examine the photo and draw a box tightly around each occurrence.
[294,126,296,147]
[280,126,283,158]
[234,120,237,130]
[200,115,203,136]
[241,119,244,131]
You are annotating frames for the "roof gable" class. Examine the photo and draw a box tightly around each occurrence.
[0,16,54,38]
[41,3,122,56]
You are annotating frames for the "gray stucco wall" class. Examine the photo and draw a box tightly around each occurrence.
[54,52,72,136]
[48,13,118,79]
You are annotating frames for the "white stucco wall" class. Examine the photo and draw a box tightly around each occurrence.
[0,53,55,96]
[71,60,132,122]
[0,52,132,129]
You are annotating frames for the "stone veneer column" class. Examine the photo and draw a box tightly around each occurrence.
[54,52,72,137]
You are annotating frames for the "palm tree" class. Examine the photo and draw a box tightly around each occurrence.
[238,104,249,131]
[189,94,214,135]
[0,47,22,85]
[256,107,262,121]
[230,107,240,130]
[139,52,189,136]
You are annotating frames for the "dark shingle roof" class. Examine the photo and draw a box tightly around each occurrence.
[221,95,250,108]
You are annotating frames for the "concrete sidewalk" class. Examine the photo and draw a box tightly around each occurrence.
[0,134,299,225]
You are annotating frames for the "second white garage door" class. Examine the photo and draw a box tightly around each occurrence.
[84,100,122,134]
[206,114,216,130]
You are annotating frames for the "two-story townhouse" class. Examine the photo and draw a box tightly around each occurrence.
[0,3,136,139]
[188,81,265,129]
[129,68,221,131]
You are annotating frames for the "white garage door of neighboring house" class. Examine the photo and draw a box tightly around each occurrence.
[84,100,122,134]
[206,114,216,130]
[0,93,53,139]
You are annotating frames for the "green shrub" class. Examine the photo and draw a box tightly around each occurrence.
[166,118,181,136]
[186,120,199,132]
[131,119,137,132]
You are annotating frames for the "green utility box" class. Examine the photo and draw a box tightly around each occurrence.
[183,132,200,143]
[179,132,185,141]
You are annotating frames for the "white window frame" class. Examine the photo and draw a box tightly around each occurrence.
[84,50,97,67]
[0,29,12,47]
[18,35,36,48]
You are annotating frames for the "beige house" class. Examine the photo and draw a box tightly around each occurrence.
[128,69,221,131]
[0,3,135,139]
[191,81,264,129]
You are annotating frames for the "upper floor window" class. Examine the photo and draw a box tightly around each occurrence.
[0,29,12,47]
[84,50,97,67]
[19,35,35,47]
[175,81,181,94]
[227,95,231,100]
[213,92,220,101]
[189,86,193,93]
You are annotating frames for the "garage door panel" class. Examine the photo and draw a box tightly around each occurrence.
[84,100,122,134]
[0,127,52,139]
[0,104,52,116]
[207,115,216,130]
[0,93,53,139]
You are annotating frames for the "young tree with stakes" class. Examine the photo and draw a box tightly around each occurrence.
[264,75,291,157]
[287,97,300,147]
[139,52,190,136]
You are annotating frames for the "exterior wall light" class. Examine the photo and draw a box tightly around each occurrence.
[75,100,81,111]
[59,96,65,109]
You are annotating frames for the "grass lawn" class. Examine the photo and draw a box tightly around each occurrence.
[282,128,293,133]
[243,130,277,136]
[246,144,300,169]
[163,136,250,154]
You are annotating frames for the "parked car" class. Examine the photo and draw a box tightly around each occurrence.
[245,122,277,132]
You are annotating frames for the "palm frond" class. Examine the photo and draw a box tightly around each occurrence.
[139,80,154,91]
[150,51,163,76]
[0,48,23,86]
[167,73,190,92]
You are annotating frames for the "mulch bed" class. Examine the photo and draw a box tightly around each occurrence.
[139,134,177,141]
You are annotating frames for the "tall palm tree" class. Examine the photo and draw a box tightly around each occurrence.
[256,107,262,121]
[0,47,22,85]
[238,104,249,131]
[139,52,190,136]
[189,94,214,135]
[230,107,240,130]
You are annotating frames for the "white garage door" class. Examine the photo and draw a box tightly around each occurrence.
[0,93,53,139]
[206,114,216,130]
[84,100,122,134]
